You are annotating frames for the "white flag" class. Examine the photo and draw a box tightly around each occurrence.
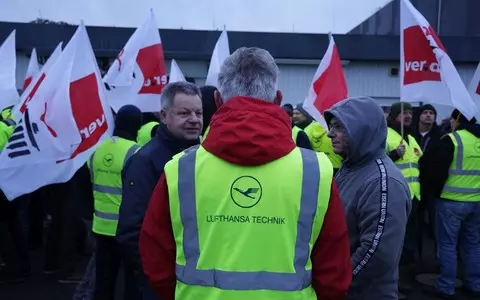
[169,59,186,83]
[23,48,40,90]
[303,34,348,129]
[205,29,230,87]
[103,10,167,112]
[400,0,478,120]
[0,22,114,200]
[467,62,480,121]
[0,30,19,111]
[12,42,63,121]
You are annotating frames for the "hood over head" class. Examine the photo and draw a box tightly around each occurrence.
[202,97,295,166]
[295,103,314,127]
[451,109,477,126]
[200,85,218,135]
[457,123,480,138]
[324,96,387,167]
[114,104,143,141]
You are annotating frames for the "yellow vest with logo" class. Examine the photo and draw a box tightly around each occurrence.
[303,122,343,169]
[88,137,140,236]
[440,130,480,202]
[386,128,422,200]
[137,121,159,146]
[164,145,333,300]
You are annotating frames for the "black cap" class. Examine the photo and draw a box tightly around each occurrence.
[451,109,477,125]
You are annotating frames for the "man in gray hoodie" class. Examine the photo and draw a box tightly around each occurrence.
[324,96,412,300]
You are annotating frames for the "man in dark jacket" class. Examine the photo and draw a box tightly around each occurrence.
[421,110,480,299]
[116,82,203,299]
[414,104,443,241]
[412,104,442,152]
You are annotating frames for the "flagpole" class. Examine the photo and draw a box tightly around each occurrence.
[400,103,404,142]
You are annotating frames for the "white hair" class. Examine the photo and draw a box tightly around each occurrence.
[217,47,279,103]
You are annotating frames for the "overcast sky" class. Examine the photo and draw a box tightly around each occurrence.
[1,0,393,34]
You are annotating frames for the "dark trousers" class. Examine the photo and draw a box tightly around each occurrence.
[0,192,30,274]
[95,234,135,300]
[28,187,47,248]
[401,197,419,265]
[44,182,84,274]
[435,199,480,294]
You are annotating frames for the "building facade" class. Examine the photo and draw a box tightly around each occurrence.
[2,0,480,120]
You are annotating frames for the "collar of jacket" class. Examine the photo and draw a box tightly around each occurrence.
[155,123,200,152]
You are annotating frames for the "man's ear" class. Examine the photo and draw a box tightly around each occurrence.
[273,90,283,106]
[214,90,223,109]
[159,109,167,124]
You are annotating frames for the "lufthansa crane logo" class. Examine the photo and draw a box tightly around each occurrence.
[230,176,262,208]
[103,153,114,167]
[475,142,480,154]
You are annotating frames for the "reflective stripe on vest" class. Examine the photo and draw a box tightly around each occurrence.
[89,143,139,196]
[441,130,480,201]
[90,142,139,225]
[173,146,324,291]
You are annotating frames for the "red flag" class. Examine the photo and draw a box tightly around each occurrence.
[303,34,348,128]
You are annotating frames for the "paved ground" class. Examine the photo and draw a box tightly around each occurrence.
[0,238,474,299]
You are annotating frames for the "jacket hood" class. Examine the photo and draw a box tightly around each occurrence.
[325,96,387,166]
[114,105,143,141]
[200,85,218,135]
[202,97,295,166]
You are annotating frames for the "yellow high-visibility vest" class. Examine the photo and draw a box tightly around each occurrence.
[164,145,333,300]
[137,121,159,146]
[440,130,480,202]
[88,137,140,236]
[386,128,422,200]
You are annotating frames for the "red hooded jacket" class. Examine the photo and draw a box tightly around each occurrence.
[139,97,351,300]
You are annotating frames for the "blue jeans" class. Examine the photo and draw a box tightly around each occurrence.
[435,198,480,295]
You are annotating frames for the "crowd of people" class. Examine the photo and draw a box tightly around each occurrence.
[0,46,479,300]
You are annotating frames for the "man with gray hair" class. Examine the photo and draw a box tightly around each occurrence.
[116,81,203,299]
[140,47,351,300]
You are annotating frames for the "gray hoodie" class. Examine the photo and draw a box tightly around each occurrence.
[324,97,411,300]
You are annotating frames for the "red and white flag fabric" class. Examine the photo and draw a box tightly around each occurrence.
[103,10,167,112]
[23,48,40,90]
[0,22,114,200]
[303,33,348,129]
[400,0,478,120]
[12,42,63,121]
[0,30,19,111]
[169,59,186,83]
[205,29,230,87]
[467,62,480,120]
